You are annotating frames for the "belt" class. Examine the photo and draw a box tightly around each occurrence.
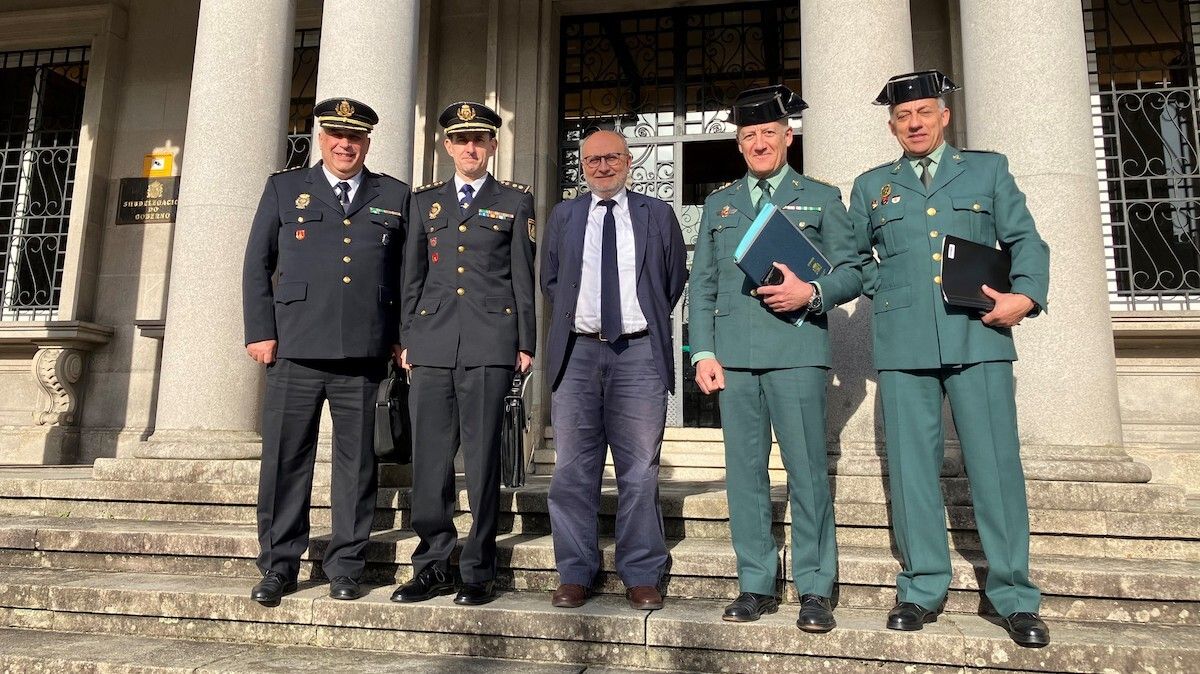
[574,329,649,342]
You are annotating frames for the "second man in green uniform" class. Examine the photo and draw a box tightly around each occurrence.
[690,85,862,632]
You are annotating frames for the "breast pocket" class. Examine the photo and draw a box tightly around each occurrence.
[282,209,323,246]
[476,216,514,236]
[709,218,746,260]
[871,203,909,257]
[951,196,994,241]
[371,215,402,248]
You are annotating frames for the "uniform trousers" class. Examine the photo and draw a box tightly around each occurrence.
[548,334,668,588]
[257,357,385,581]
[878,361,1041,616]
[408,363,512,583]
[719,366,837,597]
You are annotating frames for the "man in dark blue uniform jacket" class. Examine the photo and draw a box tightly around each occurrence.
[242,98,410,605]
[391,102,536,607]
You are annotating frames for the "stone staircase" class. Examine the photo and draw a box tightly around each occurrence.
[0,448,1197,672]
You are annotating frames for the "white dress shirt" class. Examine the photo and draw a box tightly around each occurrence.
[575,188,648,334]
[321,165,364,205]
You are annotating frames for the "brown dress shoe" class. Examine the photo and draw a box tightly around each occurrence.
[625,585,664,610]
[551,583,590,608]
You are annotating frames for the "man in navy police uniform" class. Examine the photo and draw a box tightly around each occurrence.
[242,97,410,606]
[392,101,536,607]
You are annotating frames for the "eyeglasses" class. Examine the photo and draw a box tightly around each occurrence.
[583,153,629,169]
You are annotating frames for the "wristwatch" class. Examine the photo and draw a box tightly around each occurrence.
[808,284,823,313]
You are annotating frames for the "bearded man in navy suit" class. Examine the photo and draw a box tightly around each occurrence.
[540,130,687,611]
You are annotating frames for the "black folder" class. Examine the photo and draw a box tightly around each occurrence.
[940,235,1011,310]
[734,203,831,286]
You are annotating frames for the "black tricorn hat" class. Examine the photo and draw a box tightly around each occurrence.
[438,101,502,136]
[873,70,960,106]
[729,85,807,126]
[314,97,378,133]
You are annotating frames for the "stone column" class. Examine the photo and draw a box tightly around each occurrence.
[315,0,421,182]
[800,0,917,473]
[140,0,296,458]
[959,1,1146,480]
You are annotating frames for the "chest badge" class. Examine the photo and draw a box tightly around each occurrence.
[880,183,892,203]
[719,205,731,218]
[295,229,306,240]
[382,233,390,245]
[431,252,440,264]
[429,236,438,248]
[871,199,878,210]
[890,195,901,204]
[295,193,310,209]
[428,202,442,219]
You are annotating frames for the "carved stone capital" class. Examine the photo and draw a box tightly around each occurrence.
[32,347,84,426]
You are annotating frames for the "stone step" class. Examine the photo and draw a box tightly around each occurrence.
[0,568,1194,673]
[0,627,592,673]
[3,469,1188,515]
[0,515,1196,625]
[1,474,1197,556]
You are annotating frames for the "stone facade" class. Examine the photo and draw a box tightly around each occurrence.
[0,0,1194,494]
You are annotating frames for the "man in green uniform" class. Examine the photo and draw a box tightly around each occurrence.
[690,85,862,632]
[849,70,1051,647]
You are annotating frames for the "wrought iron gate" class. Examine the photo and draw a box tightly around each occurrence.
[1086,0,1200,310]
[0,46,89,321]
[558,2,802,426]
[286,28,321,170]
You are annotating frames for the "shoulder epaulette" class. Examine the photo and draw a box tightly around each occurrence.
[499,179,531,194]
[962,148,1000,154]
[805,175,836,188]
[271,165,303,176]
[414,180,445,193]
[709,180,735,196]
[867,159,895,172]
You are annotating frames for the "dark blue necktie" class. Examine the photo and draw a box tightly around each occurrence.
[599,199,622,342]
[459,184,474,214]
[335,181,351,210]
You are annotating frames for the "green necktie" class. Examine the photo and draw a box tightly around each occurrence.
[918,156,934,190]
[755,178,772,212]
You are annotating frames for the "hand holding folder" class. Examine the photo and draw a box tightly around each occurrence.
[940,235,1034,327]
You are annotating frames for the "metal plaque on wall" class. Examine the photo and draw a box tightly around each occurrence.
[116,177,179,225]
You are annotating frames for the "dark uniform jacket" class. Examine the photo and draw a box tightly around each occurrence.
[688,166,862,370]
[849,145,1050,371]
[242,162,410,359]
[401,175,536,367]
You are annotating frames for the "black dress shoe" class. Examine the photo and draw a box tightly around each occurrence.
[251,571,297,606]
[391,565,454,603]
[328,576,363,600]
[886,601,939,631]
[796,594,836,633]
[1003,612,1050,648]
[454,580,497,606]
[722,592,779,622]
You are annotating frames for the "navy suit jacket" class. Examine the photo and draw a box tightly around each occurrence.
[540,190,687,392]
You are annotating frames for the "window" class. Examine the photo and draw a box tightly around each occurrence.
[1087,0,1200,310]
[0,46,89,320]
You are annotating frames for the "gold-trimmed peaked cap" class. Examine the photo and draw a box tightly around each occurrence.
[729,85,807,127]
[874,70,960,106]
[314,97,378,133]
[439,101,501,136]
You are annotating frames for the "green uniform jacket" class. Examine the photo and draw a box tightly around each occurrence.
[850,145,1050,371]
[689,166,862,369]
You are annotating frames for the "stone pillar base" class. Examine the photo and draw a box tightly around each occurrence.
[135,430,263,460]
[830,442,1149,483]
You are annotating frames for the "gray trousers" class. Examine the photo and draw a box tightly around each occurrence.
[548,334,668,588]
